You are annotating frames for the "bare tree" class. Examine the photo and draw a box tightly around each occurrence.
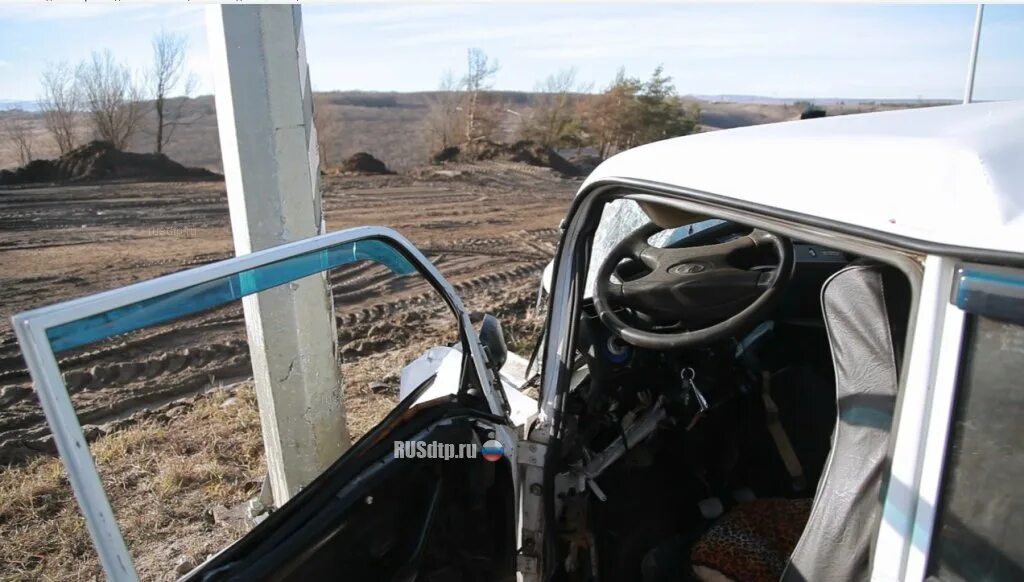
[38,60,81,155]
[312,92,341,168]
[468,97,507,145]
[148,30,197,154]
[461,48,499,149]
[522,67,591,148]
[1,113,36,165]
[77,50,146,150]
[424,70,465,154]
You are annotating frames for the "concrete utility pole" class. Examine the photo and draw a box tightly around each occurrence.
[207,5,349,508]
[963,4,985,105]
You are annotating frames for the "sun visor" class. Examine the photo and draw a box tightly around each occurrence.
[638,200,708,229]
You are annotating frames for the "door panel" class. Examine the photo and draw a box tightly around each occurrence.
[186,403,518,582]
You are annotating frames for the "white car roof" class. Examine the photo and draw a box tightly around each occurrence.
[583,100,1024,256]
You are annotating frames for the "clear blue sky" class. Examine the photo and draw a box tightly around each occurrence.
[1,3,1022,102]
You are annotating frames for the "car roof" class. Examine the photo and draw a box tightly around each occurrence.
[583,100,1024,255]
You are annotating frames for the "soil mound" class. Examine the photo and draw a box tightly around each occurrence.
[340,152,391,175]
[568,153,602,176]
[800,108,827,120]
[431,146,460,164]
[477,140,582,177]
[433,140,581,177]
[0,141,219,186]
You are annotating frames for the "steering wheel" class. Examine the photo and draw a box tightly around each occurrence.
[593,222,794,350]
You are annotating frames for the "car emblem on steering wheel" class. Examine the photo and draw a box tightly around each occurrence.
[669,262,707,275]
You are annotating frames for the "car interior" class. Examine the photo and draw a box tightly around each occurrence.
[551,196,913,582]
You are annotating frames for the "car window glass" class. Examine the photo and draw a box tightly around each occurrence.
[585,198,722,297]
[927,314,1024,581]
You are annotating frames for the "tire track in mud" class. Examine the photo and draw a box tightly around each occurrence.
[0,315,244,381]
[0,335,250,415]
[0,346,251,433]
[59,341,249,395]
[418,229,559,259]
[334,259,547,329]
[127,251,234,271]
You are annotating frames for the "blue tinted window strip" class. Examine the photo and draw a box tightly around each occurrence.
[953,265,1024,325]
[46,239,415,353]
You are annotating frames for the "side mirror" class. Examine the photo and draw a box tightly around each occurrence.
[478,314,508,374]
[541,260,554,294]
[536,260,555,314]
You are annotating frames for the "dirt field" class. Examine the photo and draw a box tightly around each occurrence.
[0,163,576,579]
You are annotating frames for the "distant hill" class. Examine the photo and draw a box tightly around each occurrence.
[0,91,938,173]
[0,100,41,112]
[692,94,958,106]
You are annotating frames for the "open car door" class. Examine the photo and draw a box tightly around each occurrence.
[12,227,521,582]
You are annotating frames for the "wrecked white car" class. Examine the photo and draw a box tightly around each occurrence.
[13,101,1024,582]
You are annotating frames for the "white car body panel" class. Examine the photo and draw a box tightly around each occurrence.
[583,100,1024,254]
[400,346,538,429]
[399,346,464,403]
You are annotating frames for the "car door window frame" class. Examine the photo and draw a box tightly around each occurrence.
[875,261,1024,581]
[870,256,968,580]
[917,263,1023,581]
[11,226,504,582]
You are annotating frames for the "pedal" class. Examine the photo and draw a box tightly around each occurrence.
[697,497,723,520]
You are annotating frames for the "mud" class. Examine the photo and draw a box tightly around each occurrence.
[0,162,575,463]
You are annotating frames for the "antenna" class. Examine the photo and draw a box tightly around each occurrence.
[963,4,985,104]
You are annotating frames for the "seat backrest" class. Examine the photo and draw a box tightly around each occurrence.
[783,263,910,581]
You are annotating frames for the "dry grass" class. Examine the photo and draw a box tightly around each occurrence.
[0,386,264,581]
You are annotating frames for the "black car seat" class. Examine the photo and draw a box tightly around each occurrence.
[689,262,911,582]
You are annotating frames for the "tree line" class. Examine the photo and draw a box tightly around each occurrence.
[1,30,199,166]
[422,49,701,161]
[6,43,701,169]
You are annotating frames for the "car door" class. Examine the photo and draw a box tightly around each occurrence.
[12,227,520,582]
